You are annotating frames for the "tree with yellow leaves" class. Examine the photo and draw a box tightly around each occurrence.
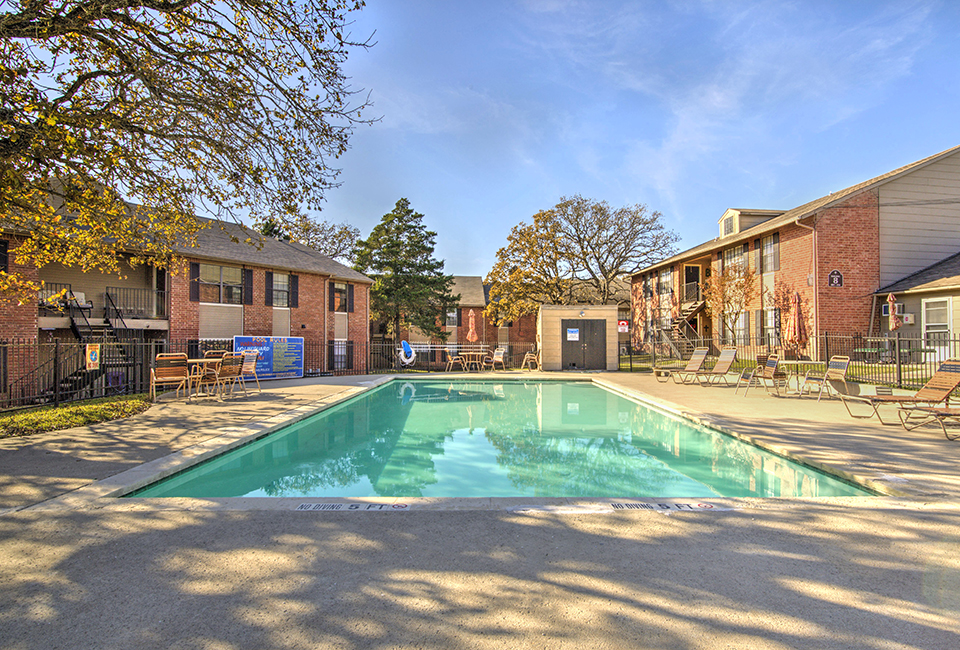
[0,0,373,299]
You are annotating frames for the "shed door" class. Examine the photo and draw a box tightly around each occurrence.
[561,319,607,370]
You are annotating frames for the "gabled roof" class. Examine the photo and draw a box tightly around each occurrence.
[879,251,960,295]
[451,276,486,306]
[636,144,960,276]
[177,219,371,284]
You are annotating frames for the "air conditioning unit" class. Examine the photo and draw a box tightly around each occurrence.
[902,313,916,325]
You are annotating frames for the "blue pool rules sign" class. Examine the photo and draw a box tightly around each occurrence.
[233,336,304,380]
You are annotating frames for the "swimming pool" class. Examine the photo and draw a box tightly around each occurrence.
[128,379,874,499]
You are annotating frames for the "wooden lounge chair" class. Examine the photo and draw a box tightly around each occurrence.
[696,348,738,386]
[898,406,960,440]
[483,347,507,371]
[799,355,850,401]
[741,354,787,396]
[839,358,960,425]
[149,353,190,401]
[654,347,708,384]
[445,349,465,372]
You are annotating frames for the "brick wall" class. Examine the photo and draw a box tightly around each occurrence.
[1,239,40,394]
[0,239,39,340]
[168,262,199,340]
[813,190,880,336]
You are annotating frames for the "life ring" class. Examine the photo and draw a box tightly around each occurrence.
[398,340,417,366]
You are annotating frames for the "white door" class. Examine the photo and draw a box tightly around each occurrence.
[922,298,952,360]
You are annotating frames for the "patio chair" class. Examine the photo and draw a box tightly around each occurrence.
[735,354,768,394]
[799,355,850,401]
[653,347,708,384]
[696,348,738,386]
[149,353,190,401]
[839,358,960,425]
[741,353,787,396]
[216,352,245,399]
[445,349,466,372]
[522,349,540,370]
[240,350,262,393]
[482,347,507,371]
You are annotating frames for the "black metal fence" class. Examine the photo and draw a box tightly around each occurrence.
[0,338,537,411]
[625,331,958,390]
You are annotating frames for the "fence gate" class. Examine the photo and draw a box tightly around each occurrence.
[560,319,607,370]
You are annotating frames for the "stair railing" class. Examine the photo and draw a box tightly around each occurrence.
[104,291,129,330]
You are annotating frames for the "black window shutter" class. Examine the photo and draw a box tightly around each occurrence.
[328,282,335,311]
[0,240,8,273]
[264,271,274,306]
[347,283,354,312]
[457,308,462,326]
[189,263,200,302]
[754,239,762,274]
[717,251,723,272]
[327,341,334,370]
[742,243,749,264]
[290,275,299,308]
[773,232,780,271]
[755,310,763,344]
[243,268,253,305]
[346,341,354,370]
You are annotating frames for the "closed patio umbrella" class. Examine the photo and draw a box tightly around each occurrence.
[784,291,808,351]
[466,309,479,343]
[887,293,902,332]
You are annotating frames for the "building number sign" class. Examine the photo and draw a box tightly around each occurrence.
[827,270,843,288]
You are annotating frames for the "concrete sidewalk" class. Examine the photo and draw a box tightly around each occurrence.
[2,372,960,649]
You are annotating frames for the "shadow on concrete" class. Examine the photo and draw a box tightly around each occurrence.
[2,504,959,649]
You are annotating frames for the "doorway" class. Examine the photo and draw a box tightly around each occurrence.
[560,319,607,370]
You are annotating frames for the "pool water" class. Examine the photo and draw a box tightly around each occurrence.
[128,380,874,499]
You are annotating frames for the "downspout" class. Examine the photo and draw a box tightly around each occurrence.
[794,216,818,353]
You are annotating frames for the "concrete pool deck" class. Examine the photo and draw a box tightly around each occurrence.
[2,372,960,648]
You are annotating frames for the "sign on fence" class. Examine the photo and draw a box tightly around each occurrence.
[85,344,100,371]
[233,336,304,380]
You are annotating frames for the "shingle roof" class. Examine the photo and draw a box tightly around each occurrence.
[176,219,371,284]
[451,276,486,306]
[636,144,960,276]
[878,251,960,295]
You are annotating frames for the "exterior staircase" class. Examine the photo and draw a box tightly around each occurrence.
[671,300,706,356]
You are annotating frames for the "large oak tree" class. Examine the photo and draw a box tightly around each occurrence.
[0,0,372,298]
[486,195,679,324]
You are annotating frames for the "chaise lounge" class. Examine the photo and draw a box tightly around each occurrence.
[653,347,709,384]
[696,347,738,386]
[839,358,960,425]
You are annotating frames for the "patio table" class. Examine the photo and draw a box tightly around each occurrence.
[460,351,487,372]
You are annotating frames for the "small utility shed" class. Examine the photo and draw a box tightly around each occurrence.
[538,305,619,371]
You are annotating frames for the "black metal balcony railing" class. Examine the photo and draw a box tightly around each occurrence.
[105,288,166,319]
[38,282,73,314]
[683,281,701,303]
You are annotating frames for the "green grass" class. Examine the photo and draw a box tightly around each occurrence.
[0,394,152,439]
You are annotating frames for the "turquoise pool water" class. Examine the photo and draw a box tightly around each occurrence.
[128,380,874,499]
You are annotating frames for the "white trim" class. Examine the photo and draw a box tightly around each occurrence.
[199,302,243,307]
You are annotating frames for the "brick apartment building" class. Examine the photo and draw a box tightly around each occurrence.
[2,219,372,373]
[632,144,960,354]
[395,276,537,348]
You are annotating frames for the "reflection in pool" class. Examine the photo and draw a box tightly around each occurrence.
[128,380,875,499]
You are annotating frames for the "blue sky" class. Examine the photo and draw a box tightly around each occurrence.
[318,0,960,277]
